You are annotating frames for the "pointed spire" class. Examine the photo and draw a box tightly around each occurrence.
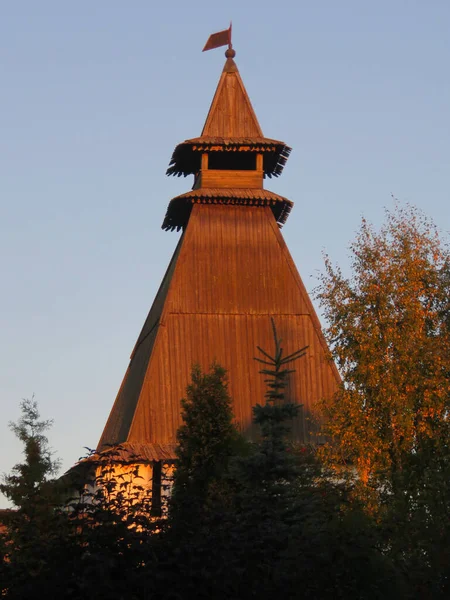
[201,49,263,138]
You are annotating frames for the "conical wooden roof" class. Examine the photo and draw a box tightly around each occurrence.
[98,205,340,457]
[97,52,340,461]
[201,55,263,137]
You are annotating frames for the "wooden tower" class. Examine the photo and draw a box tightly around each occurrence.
[96,47,340,490]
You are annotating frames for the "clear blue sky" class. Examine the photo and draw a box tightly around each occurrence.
[1,1,449,506]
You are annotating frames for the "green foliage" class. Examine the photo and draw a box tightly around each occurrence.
[4,299,449,597]
[52,457,159,600]
[159,323,399,599]
[170,363,246,531]
[381,435,450,598]
[1,397,60,508]
[0,399,64,597]
[0,401,162,599]
[1,447,161,599]
[316,203,450,596]
[249,318,307,482]
[174,363,241,488]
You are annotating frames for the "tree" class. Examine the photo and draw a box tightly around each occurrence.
[1,402,159,599]
[222,320,399,599]
[0,352,401,598]
[317,205,450,493]
[316,204,450,596]
[169,363,245,530]
[1,397,60,508]
[161,322,399,600]
[0,398,65,598]
[230,318,307,507]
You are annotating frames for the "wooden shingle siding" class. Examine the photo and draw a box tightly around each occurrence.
[98,206,339,453]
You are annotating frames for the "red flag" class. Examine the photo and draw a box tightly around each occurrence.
[202,25,232,52]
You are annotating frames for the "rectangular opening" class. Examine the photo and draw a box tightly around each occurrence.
[208,151,256,171]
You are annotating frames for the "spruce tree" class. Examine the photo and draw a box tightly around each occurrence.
[1,397,60,509]
[169,363,244,531]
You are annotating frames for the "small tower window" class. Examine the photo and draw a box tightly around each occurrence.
[208,151,256,171]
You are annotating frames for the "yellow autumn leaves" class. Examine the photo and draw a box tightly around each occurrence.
[316,204,450,507]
